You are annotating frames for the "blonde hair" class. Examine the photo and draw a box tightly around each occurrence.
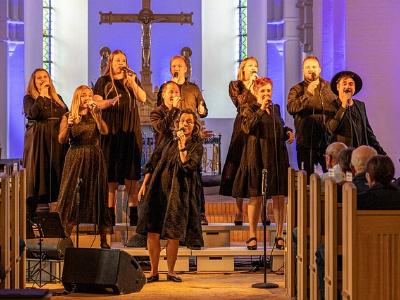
[237,57,258,81]
[25,68,62,103]
[69,85,93,124]
[103,50,133,109]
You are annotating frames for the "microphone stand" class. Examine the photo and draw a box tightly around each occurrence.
[252,169,279,289]
[75,178,82,248]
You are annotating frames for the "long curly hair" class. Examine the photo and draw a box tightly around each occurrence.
[69,85,93,124]
[25,68,62,104]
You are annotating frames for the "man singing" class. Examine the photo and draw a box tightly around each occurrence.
[326,71,386,154]
[287,56,337,175]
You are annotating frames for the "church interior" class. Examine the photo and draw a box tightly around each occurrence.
[1,0,400,299]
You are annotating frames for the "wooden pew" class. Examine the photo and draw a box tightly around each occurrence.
[0,174,11,288]
[309,174,324,300]
[0,170,26,289]
[324,178,342,300]
[342,182,400,300]
[296,170,309,300]
[285,167,298,298]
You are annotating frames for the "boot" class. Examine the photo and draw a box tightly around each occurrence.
[108,207,116,226]
[129,206,138,226]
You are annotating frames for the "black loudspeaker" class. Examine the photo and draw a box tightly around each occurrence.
[62,248,145,294]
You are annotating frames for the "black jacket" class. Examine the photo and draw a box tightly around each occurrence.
[352,172,369,194]
[287,78,337,148]
[357,183,400,210]
[326,99,386,155]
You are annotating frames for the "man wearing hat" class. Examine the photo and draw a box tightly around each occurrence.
[287,56,337,176]
[326,71,386,154]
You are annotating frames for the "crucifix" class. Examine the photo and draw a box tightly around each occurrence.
[99,0,193,94]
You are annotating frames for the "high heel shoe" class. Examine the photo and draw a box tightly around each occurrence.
[234,213,243,226]
[246,237,257,250]
[275,237,285,250]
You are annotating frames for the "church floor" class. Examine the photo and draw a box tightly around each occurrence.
[39,272,288,299]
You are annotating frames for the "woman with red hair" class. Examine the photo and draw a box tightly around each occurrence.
[233,77,294,250]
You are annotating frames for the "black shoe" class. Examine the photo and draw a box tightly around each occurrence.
[246,237,257,250]
[167,274,182,282]
[200,213,208,225]
[129,206,138,226]
[234,213,243,226]
[146,274,159,283]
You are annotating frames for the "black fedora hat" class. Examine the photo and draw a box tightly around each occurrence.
[330,71,363,96]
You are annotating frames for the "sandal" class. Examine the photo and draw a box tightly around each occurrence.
[246,237,257,250]
[275,237,285,250]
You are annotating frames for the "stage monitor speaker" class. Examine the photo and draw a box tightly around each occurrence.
[62,248,145,294]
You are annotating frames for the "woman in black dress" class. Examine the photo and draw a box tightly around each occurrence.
[93,50,146,225]
[57,85,112,248]
[220,57,258,225]
[23,68,68,218]
[232,77,294,249]
[137,109,204,283]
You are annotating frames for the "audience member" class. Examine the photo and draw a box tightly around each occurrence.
[350,145,377,194]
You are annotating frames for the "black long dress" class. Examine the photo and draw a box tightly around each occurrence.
[232,103,291,198]
[136,137,204,246]
[219,81,257,196]
[57,114,112,233]
[23,95,68,205]
[93,76,143,183]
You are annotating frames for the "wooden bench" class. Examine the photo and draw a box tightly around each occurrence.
[285,167,299,298]
[0,169,26,289]
[296,170,309,300]
[342,182,400,299]
[309,174,324,300]
[324,178,342,300]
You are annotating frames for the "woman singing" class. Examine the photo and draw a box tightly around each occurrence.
[137,109,204,283]
[220,57,259,226]
[57,85,113,248]
[232,77,294,250]
[93,50,146,226]
[23,68,68,218]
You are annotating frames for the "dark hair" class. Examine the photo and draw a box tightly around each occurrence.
[338,147,354,173]
[366,155,395,186]
[175,109,203,140]
[161,81,180,94]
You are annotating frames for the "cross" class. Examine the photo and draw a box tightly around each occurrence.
[99,0,193,94]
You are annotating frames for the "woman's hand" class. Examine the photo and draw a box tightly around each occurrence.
[287,131,295,144]
[177,130,186,150]
[138,183,146,202]
[67,115,74,127]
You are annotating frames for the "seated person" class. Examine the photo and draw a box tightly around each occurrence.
[338,147,354,179]
[358,155,400,210]
[350,145,377,194]
[321,142,347,183]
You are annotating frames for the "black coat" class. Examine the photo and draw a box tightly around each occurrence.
[150,105,180,146]
[357,183,400,210]
[352,172,369,194]
[326,99,386,154]
[232,103,291,198]
[136,137,204,246]
[287,78,337,149]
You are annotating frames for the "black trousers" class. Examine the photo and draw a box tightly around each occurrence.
[296,146,327,176]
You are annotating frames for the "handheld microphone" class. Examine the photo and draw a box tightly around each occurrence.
[311,73,317,81]
[174,127,185,141]
[121,66,136,76]
[252,72,259,80]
